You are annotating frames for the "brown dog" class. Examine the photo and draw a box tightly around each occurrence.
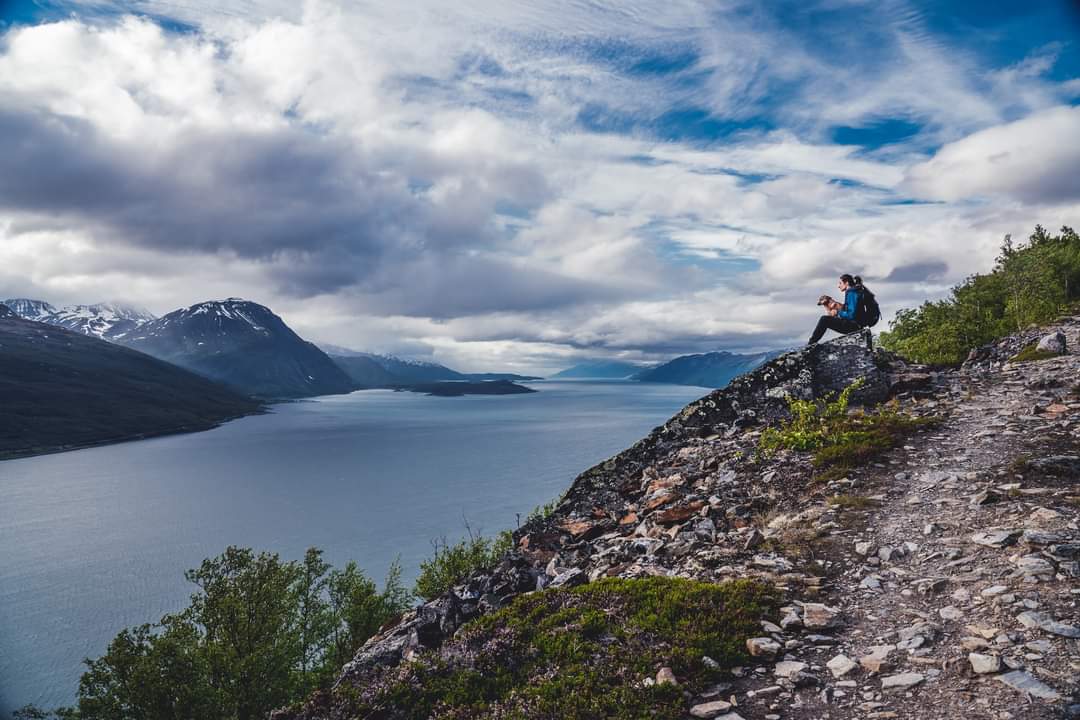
[817,294,843,316]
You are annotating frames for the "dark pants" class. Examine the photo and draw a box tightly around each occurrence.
[808,315,861,344]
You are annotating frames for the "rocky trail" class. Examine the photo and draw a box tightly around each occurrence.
[283,322,1079,720]
[753,320,1080,720]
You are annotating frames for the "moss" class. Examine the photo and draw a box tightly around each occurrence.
[332,577,776,720]
[1009,343,1059,363]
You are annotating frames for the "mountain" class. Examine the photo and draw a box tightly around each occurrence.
[632,350,780,388]
[551,360,649,379]
[48,302,155,339]
[356,353,468,382]
[4,298,155,339]
[331,355,401,388]
[3,298,56,322]
[120,299,356,399]
[0,305,261,460]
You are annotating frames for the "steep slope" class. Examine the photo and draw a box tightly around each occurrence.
[286,326,1080,720]
[120,299,355,399]
[4,298,155,339]
[331,354,401,388]
[0,306,262,460]
[632,349,779,388]
[551,359,648,379]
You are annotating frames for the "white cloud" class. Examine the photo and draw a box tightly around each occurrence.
[0,1,1077,373]
[904,105,1080,204]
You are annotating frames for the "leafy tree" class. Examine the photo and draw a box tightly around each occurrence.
[881,225,1080,364]
[42,546,412,720]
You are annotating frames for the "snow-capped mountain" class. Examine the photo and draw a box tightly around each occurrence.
[50,303,156,339]
[3,298,57,323]
[120,298,355,399]
[3,298,154,339]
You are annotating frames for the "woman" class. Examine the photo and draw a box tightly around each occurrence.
[808,274,861,344]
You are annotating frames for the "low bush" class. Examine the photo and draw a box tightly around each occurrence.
[759,379,936,477]
[331,576,776,720]
[414,530,514,602]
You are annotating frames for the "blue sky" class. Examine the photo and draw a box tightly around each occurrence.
[0,0,1078,371]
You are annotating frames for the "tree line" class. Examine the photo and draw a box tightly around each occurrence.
[880,225,1080,364]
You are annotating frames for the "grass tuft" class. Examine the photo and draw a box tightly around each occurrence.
[1009,343,1059,363]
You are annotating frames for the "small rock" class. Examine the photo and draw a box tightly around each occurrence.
[995,670,1060,700]
[1015,555,1055,576]
[860,646,894,673]
[980,585,1009,597]
[968,653,1001,674]
[774,660,808,679]
[960,636,990,651]
[881,672,924,693]
[827,654,858,678]
[1016,610,1080,638]
[1022,529,1067,545]
[746,637,782,659]
[802,603,841,629]
[855,541,873,555]
[656,667,677,685]
[939,606,963,621]
[971,530,1021,548]
[689,700,732,718]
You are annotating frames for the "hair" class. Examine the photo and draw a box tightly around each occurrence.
[840,273,855,285]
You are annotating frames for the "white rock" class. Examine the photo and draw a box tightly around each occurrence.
[826,654,858,678]
[746,637,782,658]
[689,700,732,718]
[995,670,1060,700]
[802,603,841,629]
[881,672,924,692]
[968,653,1001,674]
[774,660,808,678]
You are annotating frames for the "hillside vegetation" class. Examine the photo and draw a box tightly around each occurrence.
[0,310,262,459]
[880,225,1080,364]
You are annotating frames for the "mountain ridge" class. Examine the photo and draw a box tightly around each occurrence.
[0,305,262,460]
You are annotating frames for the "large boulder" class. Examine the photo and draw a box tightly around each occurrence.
[1036,331,1067,355]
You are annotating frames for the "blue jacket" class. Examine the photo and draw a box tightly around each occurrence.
[838,288,860,321]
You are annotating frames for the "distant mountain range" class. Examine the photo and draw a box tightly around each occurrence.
[550,360,650,379]
[0,304,261,460]
[326,348,541,387]
[3,298,154,340]
[632,350,782,388]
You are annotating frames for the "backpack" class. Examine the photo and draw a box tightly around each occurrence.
[855,286,880,327]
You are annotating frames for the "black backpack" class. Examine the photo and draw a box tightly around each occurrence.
[855,286,880,328]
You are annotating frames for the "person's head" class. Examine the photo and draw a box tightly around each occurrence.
[839,273,855,291]
[853,275,864,288]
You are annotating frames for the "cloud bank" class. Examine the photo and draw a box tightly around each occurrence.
[1,1,1078,373]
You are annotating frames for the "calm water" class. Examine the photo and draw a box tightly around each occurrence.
[0,380,704,712]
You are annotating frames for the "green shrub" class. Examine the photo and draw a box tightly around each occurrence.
[880,225,1080,365]
[414,530,514,602]
[760,379,935,475]
[333,577,776,720]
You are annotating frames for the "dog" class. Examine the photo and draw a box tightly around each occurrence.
[817,294,843,316]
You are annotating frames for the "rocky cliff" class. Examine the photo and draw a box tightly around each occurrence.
[281,327,1079,719]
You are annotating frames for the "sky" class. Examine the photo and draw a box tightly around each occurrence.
[1,0,1079,373]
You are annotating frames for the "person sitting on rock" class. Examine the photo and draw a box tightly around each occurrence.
[809,273,862,344]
